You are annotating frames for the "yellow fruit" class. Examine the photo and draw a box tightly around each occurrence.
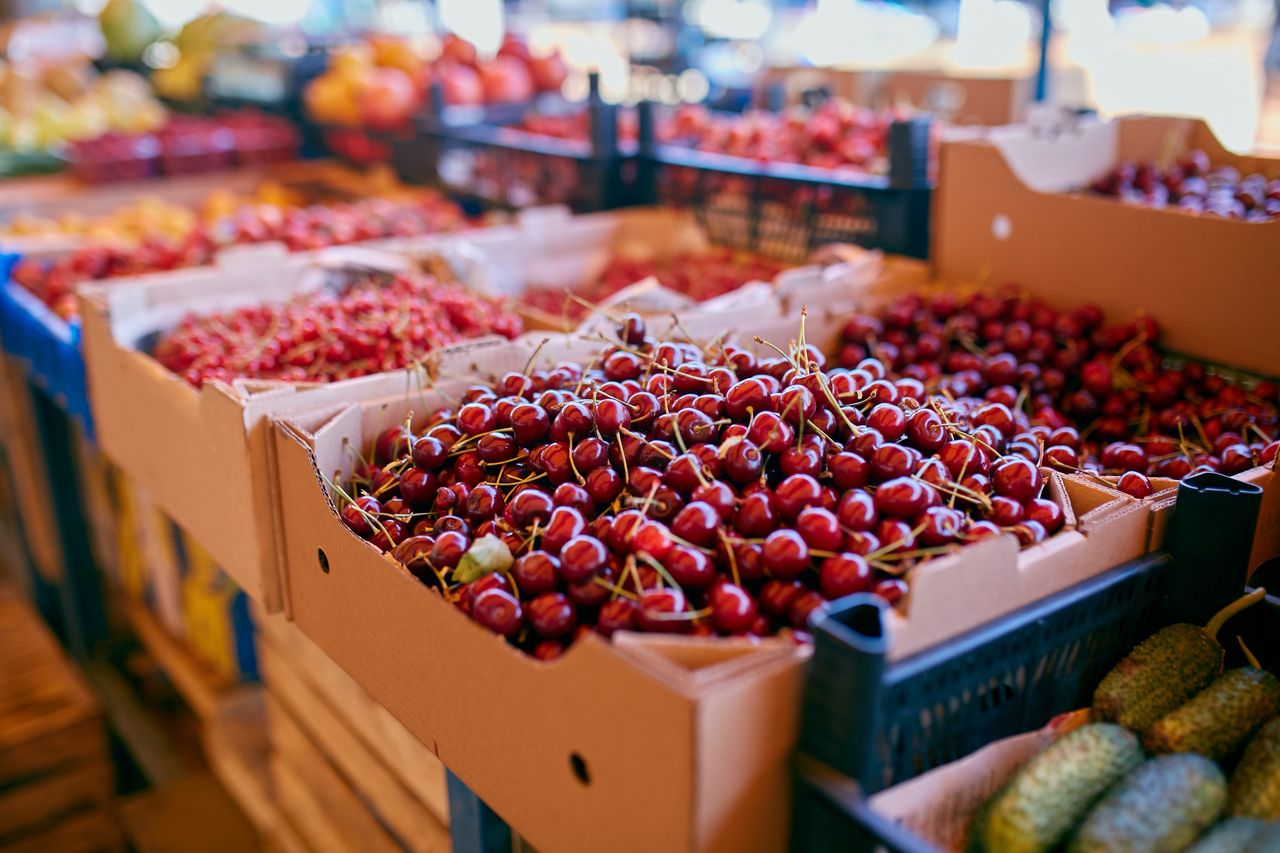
[304,74,360,125]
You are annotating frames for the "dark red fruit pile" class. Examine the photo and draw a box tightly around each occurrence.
[1088,149,1280,221]
[520,248,787,321]
[153,272,522,388]
[11,195,467,322]
[837,287,1279,499]
[337,313,1064,657]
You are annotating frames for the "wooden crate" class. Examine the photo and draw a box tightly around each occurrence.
[0,585,122,851]
[203,689,308,853]
[254,609,449,852]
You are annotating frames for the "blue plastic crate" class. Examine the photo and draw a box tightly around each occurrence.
[0,265,93,441]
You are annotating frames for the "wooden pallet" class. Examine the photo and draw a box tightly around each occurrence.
[202,689,308,853]
[254,609,449,851]
[0,585,122,851]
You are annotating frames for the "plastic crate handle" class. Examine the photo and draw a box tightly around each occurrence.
[1161,471,1263,627]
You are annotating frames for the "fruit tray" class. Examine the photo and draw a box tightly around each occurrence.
[635,101,932,263]
[934,114,1279,379]
[263,293,1161,853]
[792,475,1270,852]
[77,244,514,610]
[843,269,1280,585]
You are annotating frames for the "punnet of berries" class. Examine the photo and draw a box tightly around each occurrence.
[334,307,1088,659]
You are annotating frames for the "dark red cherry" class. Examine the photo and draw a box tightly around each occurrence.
[763,529,810,579]
[836,491,878,532]
[1114,471,1155,499]
[512,551,560,595]
[412,436,448,470]
[992,458,1043,501]
[542,506,586,554]
[906,408,947,451]
[774,474,822,520]
[664,546,715,589]
[874,477,936,519]
[709,583,759,634]
[473,589,523,637]
[670,501,720,547]
[509,487,555,526]
[528,592,577,638]
[734,492,777,536]
[866,403,907,441]
[636,588,687,632]
[559,535,608,582]
[795,507,843,551]
[818,554,873,599]
[597,599,638,636]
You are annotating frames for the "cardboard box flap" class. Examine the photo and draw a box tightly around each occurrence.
[869,710,1091,851]
[984,118,1119,192]
[868,728,1045,851]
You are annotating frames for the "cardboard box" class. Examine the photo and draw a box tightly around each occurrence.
[867,713,1083,851]
[267,299,1152,850]
[79,244,477,611]
[933,115,1279,378]
[78,205,886,611]
[384,205,883,331]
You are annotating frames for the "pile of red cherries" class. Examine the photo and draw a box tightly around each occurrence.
[837,288,1278,499]
[154,272,522,388]
[338,311,1071,657]
[1088,149,1280,221]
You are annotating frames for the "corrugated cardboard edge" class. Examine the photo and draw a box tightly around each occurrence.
[887,473,1145,661]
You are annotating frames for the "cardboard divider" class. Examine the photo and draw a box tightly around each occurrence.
[933,115,1280,378]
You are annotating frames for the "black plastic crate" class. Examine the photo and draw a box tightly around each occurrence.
[635,101,932,262]
[791,471,1267,853]
[417,73,630,212]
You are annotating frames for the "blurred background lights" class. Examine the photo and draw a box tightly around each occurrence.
[439,0,505,58]
[952,0,1035,68]
[686,0,772,42]
[794,0,938,67]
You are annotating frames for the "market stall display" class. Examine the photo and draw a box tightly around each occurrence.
[0,3,1275,848]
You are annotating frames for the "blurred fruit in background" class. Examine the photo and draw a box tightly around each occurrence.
[97,0,162,64]
[151,13,262,103]
[0,62,165,154]
[303,33,568,130]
